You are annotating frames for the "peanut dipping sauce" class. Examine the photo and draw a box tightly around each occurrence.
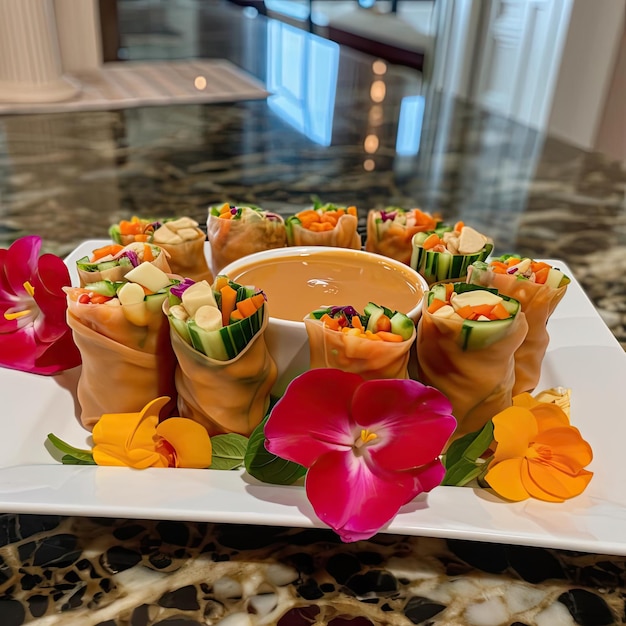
[228,250,424,322]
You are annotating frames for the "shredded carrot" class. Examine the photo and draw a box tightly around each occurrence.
[351,316,364,331]
[230,310,243,322]
[143,244,154,262]
[220,285,238,326]
[454,305,475,319]
[376,331,404,342]
[249,293,265,310]
[236,298,258,318]
[454,221,464,232]
[89,294,113,305]
[427,299,448,314]
[320,313,340,331]
[444,283,454,300]
[534,267,550,284]
[490,302,511,320]
[214,275,229,291]
[90,244,123,262]
[375,314,392,332]
[422,233,442,250]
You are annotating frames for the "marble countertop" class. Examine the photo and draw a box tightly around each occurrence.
[0,2,625,625]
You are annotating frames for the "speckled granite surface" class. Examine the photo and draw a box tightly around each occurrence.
[0,1,625,624]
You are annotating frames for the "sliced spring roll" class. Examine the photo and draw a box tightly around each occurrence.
[164,275,277,436]
[410,223,493,285]
[304,303,416,380]
[365,207,441,265]
[416,283,528,440]
[467,256,570,394]
[76,242,171,287]
[285,202,361,249]
[64,262,178,429]
[109,216,161,245]
[206,203,287,274]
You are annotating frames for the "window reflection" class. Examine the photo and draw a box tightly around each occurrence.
[266,20,339,146]
[396,95,425,156]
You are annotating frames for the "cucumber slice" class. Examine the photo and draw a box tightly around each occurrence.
[390,312,415,340]
[145,292,168,314]
[411,243,493,284]
[365,303,386,333]
[460,315,515,351]
[83,280,120,297]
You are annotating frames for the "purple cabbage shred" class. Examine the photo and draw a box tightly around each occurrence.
[329,305,359,318]
[122,250,140,267]
[380,210,397,222]
[170,278,196,298]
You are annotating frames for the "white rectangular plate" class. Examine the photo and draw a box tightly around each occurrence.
[1,240,625,555]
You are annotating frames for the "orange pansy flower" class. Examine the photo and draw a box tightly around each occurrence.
[485,393,593,502]
[92,396,212,469]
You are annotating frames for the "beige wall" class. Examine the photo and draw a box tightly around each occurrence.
[548,0,625,152]
[594,18,626,161]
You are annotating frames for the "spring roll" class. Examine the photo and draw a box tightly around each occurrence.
[110,216,212,283]
[365,207,441,265]
[304,304,416,380]
[75,242,171,287]
[285,202,361,249]
[410,223,493,285]
[206,203,287,274]
[467,256,570,395]
[416,283,528,440]
[150,217,213,283]
[65,262,178,430]
[164,276,277,436]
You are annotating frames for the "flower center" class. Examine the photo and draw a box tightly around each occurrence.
[155,437,177,467]
[4,281,37,326]
[354,429,378,450]
[527,443,552,461]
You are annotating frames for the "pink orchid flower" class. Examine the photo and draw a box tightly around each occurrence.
[264,368,457,542]
[0,236,80,375]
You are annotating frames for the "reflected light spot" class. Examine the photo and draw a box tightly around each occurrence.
[372,60,387,75]
[363,159,375,171]
[364,134,379,153]
[368,105,383,125]
[194,76,207,90]
[370,80,386,103]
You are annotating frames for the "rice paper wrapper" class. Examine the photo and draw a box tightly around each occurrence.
[169,313,277,436]
[67,313,176,430]
[365,210,437,266]
[156,228,213,283]
[467,268,568,394]
[304,317,415,380]
[77,245,172,287]
[286,214,361,249]
[416,298,529,439]
[66,293,170,354]
[207,214,287,274]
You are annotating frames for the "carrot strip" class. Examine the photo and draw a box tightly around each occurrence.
[320,313,340,330]
[90,244,123,262]
[143,244,154,262]
[422,233,441,250]
[454,305,475,319]
[427,299,448,314]
[250,293,266,310]
[220,285,238,326]
[236,298,258,318]
[351,316,364,331]
[491,302,512,320]
[376,331,404,342]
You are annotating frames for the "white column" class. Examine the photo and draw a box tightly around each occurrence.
[0,0,80,103]
[54,0,103,72]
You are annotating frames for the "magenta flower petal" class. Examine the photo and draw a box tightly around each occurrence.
[263,369,456,542]
[265,369,363,467]
[3,236,41,295]
[0,236,80,375]
[352,379,456,472]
